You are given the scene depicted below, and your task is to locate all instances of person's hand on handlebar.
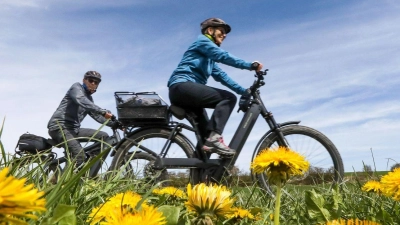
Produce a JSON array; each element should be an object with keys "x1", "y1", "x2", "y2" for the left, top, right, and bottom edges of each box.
[
  {"x1": 104, "y1": 111, "x2": 113, "y2": 119},
  {"x1": 251, "y1": 61, "x2": 263, "y2": 72}
]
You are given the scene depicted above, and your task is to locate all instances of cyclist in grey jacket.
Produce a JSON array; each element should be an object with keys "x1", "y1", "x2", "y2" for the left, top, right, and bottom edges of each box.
[
  {"x1": 48, "y1": 71, "x2": 115, "y2": 166},
  {"x1": 168, "y1": 18, "x2": 263, "y2": 157}
]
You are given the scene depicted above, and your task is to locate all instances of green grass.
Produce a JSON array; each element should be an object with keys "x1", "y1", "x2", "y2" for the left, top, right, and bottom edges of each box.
[
  {"x1": 1, "y1": 118, "x2": 399, "y2": 225},
  {"x1": 2, "y1": 152, "x2": 400, "y2": 224}
]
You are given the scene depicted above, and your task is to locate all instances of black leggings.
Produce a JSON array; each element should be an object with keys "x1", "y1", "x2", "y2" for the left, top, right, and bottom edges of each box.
[{"x1": 169, "y1": 82, "x2": 237, "y2": 138}]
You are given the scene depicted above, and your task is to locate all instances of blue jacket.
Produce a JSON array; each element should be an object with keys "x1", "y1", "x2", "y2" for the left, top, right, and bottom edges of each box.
[{"x1": 167, "y1": 35, "x2": 253, "y2": 95}]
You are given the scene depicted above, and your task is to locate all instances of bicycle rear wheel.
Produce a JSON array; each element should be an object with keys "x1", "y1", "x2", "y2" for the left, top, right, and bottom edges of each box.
[
  {"x1": 253, "y1": 125, "x2": 344, "y2": 192},
  {"x1": 109, "y1": 127, "x2": 194, "y2": 186}
]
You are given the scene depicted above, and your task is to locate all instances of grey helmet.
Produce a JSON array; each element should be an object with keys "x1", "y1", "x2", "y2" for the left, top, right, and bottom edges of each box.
[
  {"x1": 84, "y1": 71, "x2": 101, "y2": 82},
  {"x1": 200, "y1": 18, "x2": 231, "y2": 34}
]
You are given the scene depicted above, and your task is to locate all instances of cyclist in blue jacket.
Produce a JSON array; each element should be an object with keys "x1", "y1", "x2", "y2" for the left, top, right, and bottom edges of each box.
[{"x1": 168, "y1": 18, "x2": 263, "y2": 157}]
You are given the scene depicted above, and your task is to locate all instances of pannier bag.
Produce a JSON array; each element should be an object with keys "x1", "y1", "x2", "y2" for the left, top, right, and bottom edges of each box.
[{"x1": 16, "y1": 133, "x2": 52, "y2": 154}]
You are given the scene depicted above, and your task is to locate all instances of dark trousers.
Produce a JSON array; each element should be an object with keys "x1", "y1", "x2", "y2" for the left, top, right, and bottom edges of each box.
[
  {"x1": 169, "y1": 82, "x2": 237, "y2": 139},
  {"x1": 48, "y1": 128, "x2": 110, "y2": 166}
]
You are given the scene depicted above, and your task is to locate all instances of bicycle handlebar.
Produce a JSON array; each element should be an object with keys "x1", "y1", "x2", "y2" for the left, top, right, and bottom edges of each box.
[
  {"x1": 238, "y1": 69, "x2": 269, "y2": 112},
  {"x1": 249, "y1": 69, "x2": 268, "y2": 93},
  {"x1": 109, "y1": 115, "x2": 125, "y2": 131},
  {"x1": 256, "y1": 69, "x2": 268, "y2": 76}
]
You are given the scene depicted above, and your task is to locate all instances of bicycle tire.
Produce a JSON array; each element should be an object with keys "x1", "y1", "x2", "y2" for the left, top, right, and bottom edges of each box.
[
  {"x1": 253, "y1": 125, "x2": 344, "y2": 192},
  {"x1": 109, "y1": 127, "x2": 195, "y2": 186}
]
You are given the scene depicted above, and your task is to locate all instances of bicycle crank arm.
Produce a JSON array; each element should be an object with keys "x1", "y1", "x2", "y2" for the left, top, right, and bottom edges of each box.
[{"x1": 153, "y1": 158, "x2": 221, "y2": 170}]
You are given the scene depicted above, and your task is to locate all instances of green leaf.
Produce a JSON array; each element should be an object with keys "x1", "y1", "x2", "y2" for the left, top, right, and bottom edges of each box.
[
  {"x1": 158, "y1": 205, "x2": 181, "y2": 225},
  {"x1": 305, "y1": 189, "x2": 331, "y2": 223},
  {"x1": 376, "y1": 205, "x2": 393, "y2": 224},
  {"x1": 41, "y1": 204, "x2": 77, "y2": 225},
  {"x1": 328, "y1": 186, "x2": 343, "y2": 219}
]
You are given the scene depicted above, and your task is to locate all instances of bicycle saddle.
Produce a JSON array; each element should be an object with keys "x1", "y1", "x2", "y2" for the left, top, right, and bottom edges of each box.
[{"x1": 169, "y1": 105, "x2": 186, "y2": 120}]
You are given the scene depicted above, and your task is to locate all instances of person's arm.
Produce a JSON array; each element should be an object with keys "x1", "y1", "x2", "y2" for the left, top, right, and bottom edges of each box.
[
  {"x1": 211, "y1": 63, "x2": 247, "y2": 95},
  {"x1": 88, "y1": 111, "x2": 115, "y2": 127},
  {"x1": 68, "y1": 83, "x2": 107, "y2": 116},
  {"x1": 196, "y1": 36, "x2": 253, "y2": 70}
]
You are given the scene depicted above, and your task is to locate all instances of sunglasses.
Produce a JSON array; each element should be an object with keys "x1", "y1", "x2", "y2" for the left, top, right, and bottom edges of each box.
[
  {"x1": 86, "y1": 78, "x2": 100, "y2": 85},
  {"x1": 215, "y1": 27, "x2": 227, "y2": 35}
]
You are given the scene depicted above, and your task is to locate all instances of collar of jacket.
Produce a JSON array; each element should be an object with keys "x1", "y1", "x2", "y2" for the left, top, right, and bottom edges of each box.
[
  {"x1": 204, "y1": 34, "x2": 214, "y2": 42},
  {"x1": 81, "y1": 83, "x2": 93, "y2": 95}
]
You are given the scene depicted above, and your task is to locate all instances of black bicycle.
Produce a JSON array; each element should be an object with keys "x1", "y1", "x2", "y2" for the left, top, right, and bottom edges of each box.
[
  {"x1": 108, "y1": 70, "x2": 344, "y2": 191},
  {"x1": 13, "y1": 117, "x2": 152, "y2": 184}
]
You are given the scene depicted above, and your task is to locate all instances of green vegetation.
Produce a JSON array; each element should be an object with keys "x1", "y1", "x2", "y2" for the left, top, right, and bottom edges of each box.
[{"x1": 1, "y1": 119, "x2": 399, "y2": 224}]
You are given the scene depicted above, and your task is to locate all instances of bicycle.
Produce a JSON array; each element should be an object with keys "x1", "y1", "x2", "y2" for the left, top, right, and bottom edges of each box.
[
  {"x1": 13, "y1": 117, "x2": 152, "y2": 184},
  {"x1": 108, "y1": 69, "x2": 344, "y2": 192}
]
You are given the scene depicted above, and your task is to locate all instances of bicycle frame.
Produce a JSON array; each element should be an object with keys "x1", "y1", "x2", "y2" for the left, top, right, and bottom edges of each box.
[{"x1": 42, "y1": 128, "x2": 122, "y2": 178}]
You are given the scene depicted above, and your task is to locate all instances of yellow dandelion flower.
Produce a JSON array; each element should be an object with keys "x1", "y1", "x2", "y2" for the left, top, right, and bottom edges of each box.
[
  {"x1": 100, "y1": 205, "x2": 166, "y2": 225},
  {"x1": 185, "y1": 183, "x2": 234, "y2": 218},
  {"x1": 251, "y1": 146, "x2": 309, "y2": 185},
  {"x1": 326, "y1": 218, "x2": 381, "y2": 225},
  {"x1": 227, "y1": 207, "x2": 254, "y2": 220},
  {"x1": 380, "y1": 168, "x2": 400, "y2": 201},
  {"x1": 88, "y1": 191, "x2": 148, "y2": 224},
  {"x1": 152, "y1": 186, "x2": 186, "y2": 198},
  {"x1": 0, "y1": 167, "x2": 46, "y2": 224},
  {"x1": 362, "y1": 180, "x2": 383, "y2": 194}
]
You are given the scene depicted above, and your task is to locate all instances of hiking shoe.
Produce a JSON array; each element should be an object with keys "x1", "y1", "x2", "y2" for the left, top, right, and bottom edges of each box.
[{"x1": 202, "y1": 136, "x2": 236, "y2": 156}]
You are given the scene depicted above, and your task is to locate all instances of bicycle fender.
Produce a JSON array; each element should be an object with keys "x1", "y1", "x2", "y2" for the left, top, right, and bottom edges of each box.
[
  {"x1": 279, "y1": 121, "x2": 300, "y2": 127},
  {"x1": 251, "y1": 121, "x2": 301, "y2": 161}
]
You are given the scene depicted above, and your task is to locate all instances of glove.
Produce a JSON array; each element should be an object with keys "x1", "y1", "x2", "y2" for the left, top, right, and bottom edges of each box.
[
  {"x1": 243, "y1": 88, "x2": 251, "y2": 97},
  {"x1": 238, "y1": 89, "x2": 252, "y2": 112}
]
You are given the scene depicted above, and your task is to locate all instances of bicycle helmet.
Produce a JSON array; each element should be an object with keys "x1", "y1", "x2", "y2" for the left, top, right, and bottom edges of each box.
[
  {"x1": 200, "y1": 18, "x2": 231, "y2": 34},
  {"x1": 84, "y1": 71, "x2": 102, "y2": 82}
]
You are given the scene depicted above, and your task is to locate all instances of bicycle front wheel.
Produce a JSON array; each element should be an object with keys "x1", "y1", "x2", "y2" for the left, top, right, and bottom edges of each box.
[
  {"x1": 253, "y1": 125, "x2": 344, "y2": 192},
  {"x1": 109, "y1": 127, "x2": 195, "y2": 186}
]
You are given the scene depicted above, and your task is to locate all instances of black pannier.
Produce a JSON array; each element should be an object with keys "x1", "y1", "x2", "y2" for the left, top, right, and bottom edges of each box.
[
  {"x1": 16, "y1": 133, "x2": 52, "y2": 154},
  {"x1": 115, "y1": 92, "x2": 170, "y2": 127}
]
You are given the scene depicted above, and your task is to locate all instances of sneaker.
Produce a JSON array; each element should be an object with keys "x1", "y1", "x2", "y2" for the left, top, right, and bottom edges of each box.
[{"x1": 202, "y1": 136, "x2": 236, "y2": 156}]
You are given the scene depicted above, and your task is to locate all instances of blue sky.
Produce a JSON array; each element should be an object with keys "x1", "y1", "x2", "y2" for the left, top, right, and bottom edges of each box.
[{"x1": 1, "y1": 0, "x2": 399, "y2": 172}]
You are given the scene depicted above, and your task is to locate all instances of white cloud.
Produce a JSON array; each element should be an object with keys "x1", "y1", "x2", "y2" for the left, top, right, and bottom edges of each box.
[{"x1": 0, "y1": 0, "x2": 42, "y2": 8}]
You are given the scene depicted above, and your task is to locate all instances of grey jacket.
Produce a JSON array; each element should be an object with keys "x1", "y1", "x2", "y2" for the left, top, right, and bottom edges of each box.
[{"x1": 48, "y1": 82, "x2": 113, "y2": 133}]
